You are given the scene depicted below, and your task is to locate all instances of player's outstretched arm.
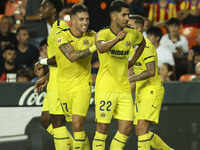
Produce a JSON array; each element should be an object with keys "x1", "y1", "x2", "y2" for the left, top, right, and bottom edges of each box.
[
  {"x1": 128, "y1": 37, "x2": 146, "y2": 68},
  {"x1": 59, "y1": 43, "x2": 96, "y2": 63},
  {"x1": 129, "y1": 61, "x2": 155, "y2": 83},
  {"x1": 34, "y1": 72, "x2": 49, "y2": 92},
  {"x1": 96, "y1": 29, "x2": 127, "y2": 53}
]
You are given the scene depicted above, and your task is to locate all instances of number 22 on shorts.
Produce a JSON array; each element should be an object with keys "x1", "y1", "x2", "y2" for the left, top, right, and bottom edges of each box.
[{"x1": 99, "y1": 100, "x2": 112, "y2": 111}]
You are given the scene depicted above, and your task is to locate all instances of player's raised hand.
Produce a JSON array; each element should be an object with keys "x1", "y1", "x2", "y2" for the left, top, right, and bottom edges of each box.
[
  {"x1": 116, "y1": 29, "x2": 127, "y2": 41},
  {"x1": 34, "y1": 74, "x2": 49, "y2": 92}
]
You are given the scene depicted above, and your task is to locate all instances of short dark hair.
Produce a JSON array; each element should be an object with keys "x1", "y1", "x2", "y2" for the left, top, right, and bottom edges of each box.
[
  {"x1": 147, "y1": 26, "x2": 162, "y2": 42},
  {"x1": 3, "y1": 43, "x2": 17, "y2": 53},
  {"x1": 16, "y1": 26, "x2": 28, "y2": 35},
  {"x1": 166, "y1": 18, "x2": 180, "y2": 26},
  {"x1": 40, "y1": 39, "x2": 47, "y2": 48},
  {"x1": 48, "y1": 0, "x2": 63, "y2": 14},
  {"x1": 70, "y1": 4, "x2": 88, "y2": 18},
  {"x1": 110, "y1": 0, "x2": 129, "y2": 14},
  {"x1": 17, "y1": 68, "x2": 30, "y2": 78},
  {"x1": 129, "y1": 14, "x2": 144, "y2": 26}
]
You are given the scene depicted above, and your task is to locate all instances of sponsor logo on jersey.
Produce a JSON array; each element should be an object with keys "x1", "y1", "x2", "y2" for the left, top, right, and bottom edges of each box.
[
  {"x1": 110, "y1": 49, "x2": 129, "y2": 55},
  {"x1": 57, "y1": 38, "x2": 63, "y2": 43},
  {"x1": 126, "y1": 41, "x2": 131, "y2": 47},
  {"x1": 100, "y1": 113, "x2": 105, "y2": 118},
  {"x1": 83, "y1": 39, "x2": 89, "y2": 46}
]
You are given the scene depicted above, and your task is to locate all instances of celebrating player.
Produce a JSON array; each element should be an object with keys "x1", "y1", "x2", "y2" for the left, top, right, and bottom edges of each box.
[
  {"x1": 35, "y1": 0, "x2": 72, "y2": 149},
  {"x1": 128, "y1": 14, "x2": 174, "y2": 150},
  {"x1": 54, "y1": 4, "x2": 97, "y2": 150},
  {"x1": 92, "y1": 1, "x2": 146, "y2": 150}
]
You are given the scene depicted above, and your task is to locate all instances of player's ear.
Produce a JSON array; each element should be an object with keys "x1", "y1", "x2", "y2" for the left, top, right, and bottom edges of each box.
[
  {"x1": 51, "y1": 8, "x2": 56, "y2": 14},
  {"x1": 110, "y1": 12, "x2": 116, "y2": 21}
]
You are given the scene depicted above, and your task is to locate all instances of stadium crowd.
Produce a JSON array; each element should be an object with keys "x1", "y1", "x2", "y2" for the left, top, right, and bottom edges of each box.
[
  {"x1": 0, "y1": 0, "x2": 200, "y2": 82},
  {"x1": 1, "y1": 0, "x2": 200, "y2": 150}
]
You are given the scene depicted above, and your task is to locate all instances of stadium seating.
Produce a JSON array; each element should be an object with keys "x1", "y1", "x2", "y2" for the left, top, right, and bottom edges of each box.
[
  {"x1": 0, "y1": 14, "x2": 4, "y2": 22},
  {"x1": 178, "y1": 27, "x2": 198, "y2": 50},
  {"x1": 179, "y1": 74, "x2": 197, "y2": 81},
  {"x1": 5, "y1": 1, "x2": 20, "y2": 16},
  {"x1": 63, "y1": 14, "x2": 72, "y2": 27},
  {"x1": 159, "y1": 27, "x2": 168, "y2": 35}
]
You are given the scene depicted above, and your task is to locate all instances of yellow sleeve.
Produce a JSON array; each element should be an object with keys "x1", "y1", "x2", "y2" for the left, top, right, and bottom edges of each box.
[
  {"x1": 143, "y1": 40, "x2": 156, "y2": 64},
  {"x1": 131, "y1": 29, "x2": 143, "y2": 45},
  {"x1": 179, "y1": 1, "x2": 186, "y2": 10},
  {"x1": 55, "y1": 30, "x2": 70, "y2": 48},
  {"x1": 96, "y1": 29, "x2": 108, "y2": 42}
]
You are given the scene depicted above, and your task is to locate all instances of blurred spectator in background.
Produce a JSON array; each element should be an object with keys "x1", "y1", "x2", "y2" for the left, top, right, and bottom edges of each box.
[
  {"x1": 15, "y1": 27, "x2": 39, "y2": 70},
  {"x1": 187, "y1": 27, "x2": 200, "y2": 73},
  {"x1": 160, "y1": 18, "x2": 189, "y2": 58},
  {"x1": 24, "y1": 0, "x2": 48, "y2": 49},
  {"x1": 147, "y1": 26, "x2": 175, "y2": 68},
  {"x1": 12, "y1": 0, "x2": 28, "y2": 33},
  {"x1": 0, "y1": 44, "x2": 24, "y2": 82},
  {"x1": 32, "y1": 63, "x2": 48, "y2": 82},
  {"x1": 16, "y1": 68, "x2": 30, "y2": 82},
  {"x1": 14, "y1": 0, "x2": 27, "y2": 16},
  {"x1": 59, "y1": 0, "x2": 84, "y2": 18},
  {"x1": 126, "y1": 0, "x2": 145, "y2": 15},
  {"x1": 0, "y1": 16, "x2": 18, "y2": 50},
  {"x1": 84, "y1": 0, "x2": 113, "y2": 32},
  {"x1": 191, "y1": 62, "x2": 200, "y2": 81},
  {"x1": 0, "y1": 0, "x2": 7, "y2": 14},
  {"x1": 177, "y1": 0, "x2": 200, "y2": 27},
  {"x1": 142, "y1": 14, "x2": 150, "y2": 37},
  {"x1": 38, "y1": 39, "x2": 48, "y2": 60},
  {"x1": 148, "y1": 0, "x2": 177, "y2": 27},
  {"x1": 159, "y1": 63, "x2": 173, "y2": 81}
]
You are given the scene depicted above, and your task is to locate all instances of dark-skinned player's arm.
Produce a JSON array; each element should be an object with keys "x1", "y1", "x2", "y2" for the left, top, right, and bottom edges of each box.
[
  {"x1": 129, "y1": 61, "x2": 155, "y2": 83},
  {"x1": 34, "y1": 72, "x2": 49, "y2": 92},
  {"x1": 95, "y1": 29, "x2": 127, "y2": 53},
  {"x1": 128, "y1": 37, "x2": 146, "y2": 68},
  {"x1": 59, "y1": 43, "x2": 96, "y2": 62}
]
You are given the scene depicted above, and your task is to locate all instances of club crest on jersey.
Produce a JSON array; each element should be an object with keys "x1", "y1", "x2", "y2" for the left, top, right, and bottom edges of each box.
[
  {"x1": 66, "y1": 114, "x2": 70, "y2": 118},
  {"x1": 100, "y1": 113, "x2": 105, "y2": 118},
  {"x1": 83, "y1": 39, "x2": 89, "y2": 46},
  {"x1": 126, "y1": 41, "x2": 131, "y2": 47},
  {"x1": 57, "y1": 38, "x2": 63, "y2": 43}
]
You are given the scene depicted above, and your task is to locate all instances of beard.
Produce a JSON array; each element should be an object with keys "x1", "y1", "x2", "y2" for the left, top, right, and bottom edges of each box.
[{"x1": 6, "y1": 59, "x2": 15, "y2": 65}]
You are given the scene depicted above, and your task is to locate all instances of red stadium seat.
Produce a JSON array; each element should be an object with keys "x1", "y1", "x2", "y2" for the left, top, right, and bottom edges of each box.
[
  {"x1": 0, "y1": 14, "x2": 4, "y2": 23},
  {"x1": 179, "y1": 74, "x2": 197, "y2": 81},
  {"x1": 63, "y1": 14, "x2": 72, "y2": 27},
  {"x1": 5, "y1": 1, "x2": 20, "y2": 16},
  {"x1": 159, "y1": 27, "x2": 167, "y2": 35},
  {"x1": 178, "y1": 27, "x2": 198, "y2": 50}
]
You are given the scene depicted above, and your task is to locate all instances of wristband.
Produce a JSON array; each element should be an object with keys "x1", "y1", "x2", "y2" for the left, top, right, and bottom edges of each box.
[
  {"x1": 40, "y1": 58, "x2": 48, "y2": 65},
  {"x1": 89, "y1": 44, "x2": 97, "y2": 53}
]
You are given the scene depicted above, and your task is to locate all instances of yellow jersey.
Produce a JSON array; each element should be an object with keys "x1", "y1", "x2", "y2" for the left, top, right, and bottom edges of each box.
[
  {"x1": 55, "y1": 29, "x2": 95, "y2": 93},
  {"x1": 129, "y1": 37, "x2": 163, "y2": 103},
  {"x1": 47, "y1": 19, "x2": 69, "y2": 91},
  {"x1": 96, "y1": 26, "x2": 143, "y2": 93}
]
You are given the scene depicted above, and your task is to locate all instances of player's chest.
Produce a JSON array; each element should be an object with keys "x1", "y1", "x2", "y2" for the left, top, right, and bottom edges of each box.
[{"x1": 69, "y1": 36, "x2": 93, "y2": 50}]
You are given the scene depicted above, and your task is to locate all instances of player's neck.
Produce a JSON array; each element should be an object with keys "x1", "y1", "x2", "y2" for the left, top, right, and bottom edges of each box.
[
  {"x1": 47, "y1": 14, "x2": 60, "y2": 26},
  {"x1": 110, "y1": 24, "x2": 124, "y2": 35},
  {"x1": 159, "y1": 0, "x2": 167, "y2": 7},
  {"x1": 4, "y1": 62, "x2": 15, "y2": 70},
  {"x1": 154, "y1": 42, "x2": 159, "y2": 49},
  {"x1": 70, "y1": 27, "x2": 83, "y2": 37},
  {"x1": 191, "y1": 0, "x2": 198, "y2": 5},
  {"x1": 169, "y1": 33, "x2": 178, "y2": 42}
]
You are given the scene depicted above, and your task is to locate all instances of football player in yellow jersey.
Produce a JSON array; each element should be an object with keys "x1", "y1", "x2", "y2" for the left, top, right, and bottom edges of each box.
[
  {"x1": 54, "y1": 4, "x2": 97, "y2": 150},
  {"x1": 35, "y1": 0, "x2": 73, "y2": 150},
  {"x1": 92, "y1": 1, "x2": 146, "y2": 150},
  {"x1": 128, "y1": 15, "x2": 174, "y2": 150}
]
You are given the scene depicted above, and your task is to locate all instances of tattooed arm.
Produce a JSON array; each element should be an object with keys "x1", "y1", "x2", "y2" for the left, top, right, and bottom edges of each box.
[
  {"x1": 59, "y1": 43, "x2": 92, "y2": 63},
  {"x1": 129, "y1": 61, "x2": 155, "y2": 83}
]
